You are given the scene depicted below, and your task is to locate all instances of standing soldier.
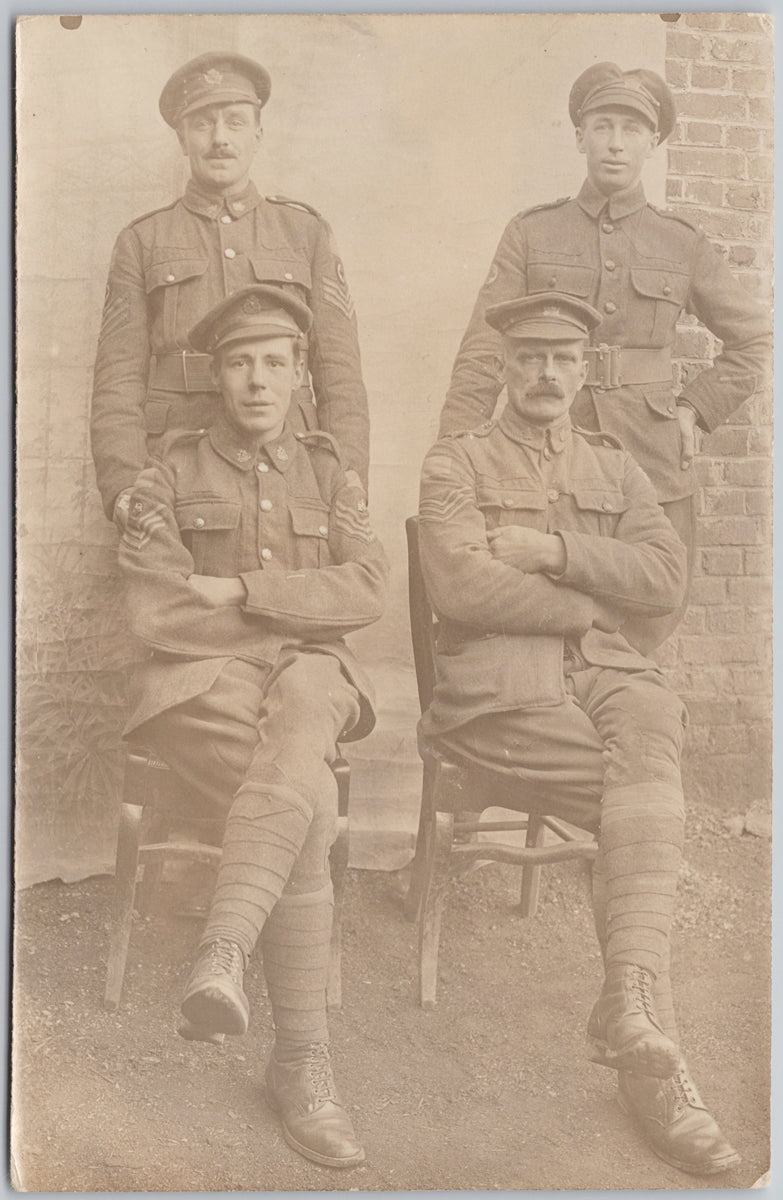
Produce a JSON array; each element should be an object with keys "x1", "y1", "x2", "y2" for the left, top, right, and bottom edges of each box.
[
  {"x1": 92, "y1": 51, "x2": 369, "y2": 529},
  {"x1": 440, "y1": 62, "x2": 771, "y2": 651}
]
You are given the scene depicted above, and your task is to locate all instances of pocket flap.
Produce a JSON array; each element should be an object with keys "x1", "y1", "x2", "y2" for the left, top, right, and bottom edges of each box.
[
  {"x1": 250, "y1": 256, "x2": 312, "y2": 290},
  {"x1": 630, "y1": 266, "x2": 689, "y2": 305},
  {"x1": 289, "y1": 503, "x2": 330, "y2": 537},
  {"x1": 142, "y1": 398, "x2": 171, "y2": 435},
  {"x1": 640, "y1": 381, "x2": 678, "y2": 418},
  {"x1": 528, "y1": 262, "x2": 596, "y2": 297},
  {"x1": 476, "y1": 480, "x2": 547, "y2": 511},
  {"x1": 145, "y1": 258, "x2": 209, "y2": 293},
  {"x1": 175, "y1": 499, "x2": 241, "y2": 532},
  {"x1": 571, "y1": 488, "x2": 629, "y2": 515}
]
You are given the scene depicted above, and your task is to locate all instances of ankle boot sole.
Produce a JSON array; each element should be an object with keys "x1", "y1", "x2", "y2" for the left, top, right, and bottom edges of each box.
[
  {"x1": 266, "y1": 1088, "x2": 365, "y2": 1168},
  {"x1": 181, "y1": 983, "x2": 249, "y2": 1036},
  {"x1": 616, "y1": 1088, "x2": 741, "y2": 1175},
  {"x1": 587, "y1": 1033, "x2": 682, "y2": 1078}
]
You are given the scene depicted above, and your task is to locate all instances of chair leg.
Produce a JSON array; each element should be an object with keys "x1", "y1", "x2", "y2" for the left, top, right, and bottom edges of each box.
[
  {"x1": 404, "y1": 763, "x2": 434, "y2": 923},
  {"x1": 104, "y1": 801, "x2": 145, "y2": 1011},
  {"x1": 519, "y1": 813, "x2": 546, "y2": 917},
  {"x1": 327, "y1": 757, "x2": 350, "y2": 1013},
  {"x1": 418, "y1": 809, "x2": 455, "y2": 1010},
  {"x1": 134, "y1": 812, "x2": 170, "y2": 917}
]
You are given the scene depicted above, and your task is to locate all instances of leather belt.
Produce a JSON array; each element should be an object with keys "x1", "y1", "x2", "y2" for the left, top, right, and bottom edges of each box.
[
  {"x1": 584, "y1": 345, "x2": 672, "y2": 390},
  {"x1": 149, "y1": 352, "x2": 215, "y2": 394}
]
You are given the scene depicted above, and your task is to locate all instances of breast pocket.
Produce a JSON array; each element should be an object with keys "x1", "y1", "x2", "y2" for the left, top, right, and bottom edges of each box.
[
  {"x1": 145, "y1": 254, "x2": 210, "y2": 347},
  {"x1": 570, "y1": 487, "x2": 630, "y2": 536},
  {"x1": 250, "y1": 255, "x2": 312, "y2": 298},
  {"x1": 475, "y1": 478, "x2": 547, "y2": 531},
  {"x1": 527, "y1": 261, "x2": 597, "y2": 298},
  {"x1": 174, "y1": 498, "x2": 241, "y2": 575},
  {"x1": 288, "y1": 500, "x2": 330, "y2": 567},
  {"x1": 630, "y1": 267, "x2": 689, "y2": 346}
]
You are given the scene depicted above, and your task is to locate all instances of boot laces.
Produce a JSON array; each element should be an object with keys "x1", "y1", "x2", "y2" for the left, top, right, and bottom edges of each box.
[
  {"x1": 671, "y1": 1069, "x2": 699, "y2": 1108},
  {"x1": 205, "y1": 938, "x2": 244, "y2": 983},
  {"x1": 306, "y1": 1043, "x2": 338, "y2": 1103},
  {"x1": 629, "y1": 967, "x2": 655, "y2": 1016}
]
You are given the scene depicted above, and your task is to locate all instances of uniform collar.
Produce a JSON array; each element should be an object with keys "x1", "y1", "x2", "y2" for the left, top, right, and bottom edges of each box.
[
  {"x1": 183, "y1": 178, "x2": 261, "y2": 219},
  {"x1": 498, "y1": 407, "x2": 572, "y2": 453},
  {"x1": 577, "y1": 177, "x2": 646, "y2": 221},
  {"x1": 208, "y1": 416, "x2": 298, "y2": 472}
]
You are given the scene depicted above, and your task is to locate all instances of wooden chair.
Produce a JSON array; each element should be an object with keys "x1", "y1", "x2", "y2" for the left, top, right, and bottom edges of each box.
[
  {"x1": 104, "y1": 746, "x2": 351, "y2": 1013},
  {"x1": 405, "y1": 516, "x2": 599, "y2": 1009}
]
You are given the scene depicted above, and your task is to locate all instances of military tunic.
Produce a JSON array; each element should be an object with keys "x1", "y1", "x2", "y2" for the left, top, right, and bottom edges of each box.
[
  {"x1": 119, "y1": 419, "x2": 388, "y2": 740},
  {"x1": 440, "y1": 179, "x2": 771, "y2": 504},
  {"x1": 418, "y1": 408, "x2": 686, "y2": 736},
  {"x1": 92, "y1": 180, "x2": 370, "y2": 515}
]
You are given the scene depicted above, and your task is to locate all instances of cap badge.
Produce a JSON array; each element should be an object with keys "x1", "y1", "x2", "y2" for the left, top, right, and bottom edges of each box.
[
  {"x1": 236, "y1": 448, "x2": 251, "y2": 462},
  {"x1": 242, "y1": 297, "x2": 262, "y2": 315},
  {"x1": 203, "y1": 68, "x2": 223, "y2": 87}
]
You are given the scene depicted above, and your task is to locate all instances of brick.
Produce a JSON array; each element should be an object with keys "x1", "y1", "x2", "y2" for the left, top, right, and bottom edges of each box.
[
  {"x1": 666, "y1": 177, "x2": 684, "y2": 201},
  {"x1": 679, "y1": 606, "x2": 706, "y2": 634},
  {"x1": 668, "y1": 31, "x2": 706, "y2": 59},
  {"x1": 731, "y1": 666, "x2": 768, "y2": 693},
  {"x1": 701, "y1": 489, "x2": 745, "y2": 516},
  {"x1": 674, "y1": 325, "x2": 714, "y2": 357},
  {"x1": 671, "y1": 146, "x2": 746, "y2": 179},
  {"x1": 685, "y1": 697, "x2": 739, "y2": 725},
  {"x1": 682, "y1": 13, "x2": 726, "y2": 30},
  {"x1": 731, "y1": 66, "x2": 772, "y2": 93},
  {"x1": 745, "y1": 607, "x2": 773, "y2": 636},
  {"x1": 701, "y1": 548, "x2": 743, "y2": 575},
  {"x1": 707, "y1": 725, "x2": 750, "y2": 755},
  {"x1": 747, "y1": 153, "x2": 774, "y2": 182},
  {"x1": 724, "y1": 13, "x2": 773, "y2": 35},
  {"x1": 706, "y1": 606, "x2": 746, "y2": 634},
  {"x1": 689, "y1": 576, "x2": 727, "y2": 605},
  {"x1": 694, "y1": 457, "x2": 727, "y2": 487},
  {"x1": 696, "y1": 210, "x2": 749, "y2": 239},
  {"x1": 676, "y1": 91, "x2": 747, "y2": 121},
  {"x1": 744, "y1": 548, "x2": 772, "y2": 577},
  {"x1": 710, "y1": 36, "x2": 774, "y2": 67},
  {"x1": 728, "y1": 243, "x2": 756, "y2": 268},
  {"x1": 724, "y1": 459, "x2": 772, "y2": 487},
  {"x1": 744, "y1": 489, "x2": 771, "y2": 516},
  {"x1": 702, "y1": 426, "x2": 750, "y2": 456},
  {"x1": 748, "y1": 96, "x2": 774, "y2": 124},
  {"x1": 727, "y1": 576, "x2": 772, "y2": 605},
  {"x1": 683, "y1": 178, "x2": 724, "y2": 206},
  {"x1": 747, "y1": 426, "x2": 773, "y2": 455},
  {"x1": 683, "y1": 120, "x2": 723, "y2": 146},
  {"x1": 737, "y1": 696, "x2": 772, "y2": 722},
  {"x1": 726, "y1": 183, "x2": 765, "y2": 209},
  {"x1": 698, "y1": 516, "x2": 761, "y2": 545},
  {"x1": 690, "y1": 62, "x2": 730, "y2": 88},
  {"x1": 666, "y1": 59, "x2": 690, "y2": 88},
  {"x1": 724, "y1": 124, "x2": 761, "y2": 151}
]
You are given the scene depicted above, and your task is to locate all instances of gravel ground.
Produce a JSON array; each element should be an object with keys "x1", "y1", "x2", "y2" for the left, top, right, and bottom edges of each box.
[{"x1": 11, "y1": 801, "x2": 770, "y2": 1192}]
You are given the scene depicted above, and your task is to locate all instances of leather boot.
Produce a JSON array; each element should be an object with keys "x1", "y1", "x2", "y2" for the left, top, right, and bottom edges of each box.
[
  {"x1": 266, "y1": 1043, "x2": 365, "y2": 1168},
  {"x1": 587, "y1": 964, "x2": 682, "y2": 1077},
  {"x1": 618, "y1": 1068, "x2": 741, "y2": 1175},
  {"x1": 180, "y1": 938, "x2": 249, "y2": 1036}
]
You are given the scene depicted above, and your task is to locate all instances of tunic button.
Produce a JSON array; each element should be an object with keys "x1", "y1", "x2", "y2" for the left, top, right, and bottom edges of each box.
[
  {"x1": 224, "y1": 248, "x2": 236, "y2": 259},
  {"x1": 502, "y1": 498, "x2": 515, "y2": 509},
  {"x1": 256, "y1": 462, "x2": 269, "y2": 473},
  {"x1": 548, "y1": 489, "x2": 559, "y2": 502},
  {"x1": 261, "y1": 548, "x2": 272, "y2": 561},
  {"x1": 260, "y1": 499, "x2": 272, "y2": 512},
  {"x1": 165, "y1": 273, "x2": 175, "y2": 282},
  {"x1": 284, "y1": 272, "x2": 294, "y2": 281},
  {"x1": 604, "y1": 259, "x2": 616, "y2": 271},
  {"x1": 667, "y1": 404, "x2": 675, "y2": 414},
  {"x1": 604, "y1": 301, "x2": 617, "y2": 314},
  {"x1": 318, "y1": 525, "x2": 328, "y2": 536},
  {"x1": 193, "y1": 517, "x2": 205, "y2": 528},
  {"x1": 543, "y1": 448, "x2": 552, "y2": 461},
  {"x1": 602, "y1": 222, "x2": 614, "y2": 234},
  {"x1": 220, "y1": 214, "x2": 232, "y2": 225},
  {"x1": 663, "y1": 284, "x2": 672, "y2": 296},
  {"x1": 601, "y1": 499, "x2": 613, "y2": 511},
  {"x1": 548, "y1": 276, "x2": 557, "y2": 287}
]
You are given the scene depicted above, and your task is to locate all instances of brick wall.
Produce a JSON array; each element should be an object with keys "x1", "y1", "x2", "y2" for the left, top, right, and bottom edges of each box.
[{"x1": 663, "y1": 13, "x2": 773, "y2": 807}]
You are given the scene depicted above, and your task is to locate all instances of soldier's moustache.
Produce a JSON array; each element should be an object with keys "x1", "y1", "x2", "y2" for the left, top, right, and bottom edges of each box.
[{"x1": 531, "y1": 383, "x2": 566, "y2": 399}]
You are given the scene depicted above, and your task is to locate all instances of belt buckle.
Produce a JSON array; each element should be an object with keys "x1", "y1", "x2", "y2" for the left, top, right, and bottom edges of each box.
[{"x1": 589, "y1": 343, "x2": 621, "y2": 389}]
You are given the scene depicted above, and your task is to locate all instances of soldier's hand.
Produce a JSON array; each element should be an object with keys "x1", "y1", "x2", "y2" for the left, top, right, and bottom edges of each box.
[
  {"x1": 677, "y1": 403, "x2": 700, "y2": 470},
  {"x1": 487, "y1": 526, "x2": 565, "y2": 574},
  {"x1": 187, "y1": 574, "x2": 247, "y2": 606}
]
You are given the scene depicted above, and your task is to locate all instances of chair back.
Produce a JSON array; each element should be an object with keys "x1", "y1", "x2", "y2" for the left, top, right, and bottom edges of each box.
[{"x1": 405, "y1": 516, "x2": 438, "y2": 716}]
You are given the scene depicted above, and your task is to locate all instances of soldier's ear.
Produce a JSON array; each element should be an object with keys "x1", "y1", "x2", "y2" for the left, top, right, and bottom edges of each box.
[
  {"x1": 646, "y1": 130, "x2": 660, "y2": 157},
  {"x1": 575, "y1": 125, "x2": 586, "y2": 155},
  {"x1": 175, "y1": 126, "x2": 188, "y2": 155}
]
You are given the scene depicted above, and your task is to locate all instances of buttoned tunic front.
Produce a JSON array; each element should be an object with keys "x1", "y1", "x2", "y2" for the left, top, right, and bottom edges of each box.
[
  {"x1": 418, "y1": 408, "x2": 686, "y2": 736},
  {"x1": 92, "y1": 180, "x2": 369, "y2": 515},
  {"x1": 119, "y1": 419, "x2": 388, "y2": 738},
  {"x1": 440, "y1": 180, "x2": 770, "y2": 504}
]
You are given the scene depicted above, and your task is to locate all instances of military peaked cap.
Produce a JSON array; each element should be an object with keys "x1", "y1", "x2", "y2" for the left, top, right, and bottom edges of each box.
[
  {"x1": 485, "y1": 292, "x2": 602, "y2": 340},
  {"x1": 189, "y1": 286, "x2": 313, "y2": 355},
  {"x1": 159, "y1": 52, "x2": 271, "y2": 128},
  {"x1": 569, "y1": 62, "x2": 676, "y2": 142}
]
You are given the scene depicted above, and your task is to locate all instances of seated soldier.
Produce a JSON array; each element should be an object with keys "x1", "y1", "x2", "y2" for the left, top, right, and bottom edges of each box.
[
  {"x1": 118, "y1": 285, "x2": 388, "y2": 1169},
  {"x1": 417, "y1": 291, "x2": 739, "y2": 1177}
]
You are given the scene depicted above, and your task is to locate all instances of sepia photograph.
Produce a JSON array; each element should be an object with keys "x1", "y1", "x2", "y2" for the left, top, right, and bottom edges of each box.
[{"x1": 13, "y1": 11, "x2": 772, "y2": 1191}]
